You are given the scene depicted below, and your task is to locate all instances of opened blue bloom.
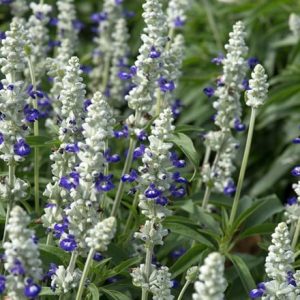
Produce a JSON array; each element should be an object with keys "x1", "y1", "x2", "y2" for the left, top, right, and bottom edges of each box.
[{"x1": 14, "y1": 139, "x2": 31, "y2": 157}]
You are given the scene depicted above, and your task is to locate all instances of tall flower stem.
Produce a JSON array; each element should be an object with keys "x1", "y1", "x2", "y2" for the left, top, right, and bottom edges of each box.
[
  {"x1": 75, "y1": 248, "x2": 95, "y2": 300},
  {"x1": 229, "y1": 108, "x2": 256, "y2": 225},
  {"x1": 177, "y1": 280, "x2": 190, "y2": 300},
  {"x1": 2, "y1": 163, "x2": 15, "y2": 245},
  {"x1": 27, "y1": 56, "x2": 40, "y2": 214},
  {"x1": 195, "y1": 146, "x2": 211, "y2": 193},
  {"x1": 292, "y1": 218, "x2": 300, "y2": 250},
  {"x1": 123, "y1": 192, "x2": 140, "y2": 238},
  {"x1": 141, "y1": 243, "x2": 154, "y2": 300}
]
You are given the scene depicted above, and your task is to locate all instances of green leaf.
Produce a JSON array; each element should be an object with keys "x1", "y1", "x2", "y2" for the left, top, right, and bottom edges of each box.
[
  {"x1": 100, "y1": 288, "x2": 131, "y2": 300},
  {"x1": 88, "y1": 283, "x2": 100, "y2": 300},
  {"x1": 238, "y1": 223, "x2": 276, "y2": 240},
  {"x1": 39, "y1": 244, "x2": 70, "y2": 265},
  {"x1": 112, "y1": 256, "x2": 141, "y2": 275},
  {"x1": 26, "y1": 136, "x2": 59, "y2": 148},
  {"x1": 168, "y1": 132, "x2": 200, "y2": 181},
  {"x1": 170, "y1": 244, "x2": 206, "y2": 278},
  {"x1": 163, "y1": 220, "x2": 213, "y2": 247},
  {"x1": 175, "y1": 124, "x2": 203, "y2": 133},
  {"x1": 227, "y1": 254, "x2": 256, "y2": 293}
]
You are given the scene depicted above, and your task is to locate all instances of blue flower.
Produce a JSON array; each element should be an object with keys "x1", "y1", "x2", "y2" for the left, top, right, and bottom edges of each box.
[
  {"x1": 174, "y1": 16, "x2": 185, "y2": 28},
  {"x1": 90, "y1": 12, "x2": 108, "y2": 23},
  {"x1": 249, "y1": 288, "x2": 264, "y2": 298},
  {"x1": 114, "y1": 125, "x2": 129, "y2": 139},
  {"x1": 287, "y1": 196, "x2": 297, "y2": 206},
  {"x1": 24, "y1": 280, "x2": 41, "y2": 298},
  {"x1": 149, "y1": 46, "x2": 161, "y2": 59},
  {"x1": 121, "y1": 169, "x2": 138, "y2": 183},
  {"x1": 0, "y1": 31, "x2": 6, "y2": 40},
  {"x1": 59, "y1": 172, "x2": 80, "y2": 191},
  {"x1": 248, "y1": 57, "x2": 259, "y2": 70},
  {"x1": 0, "y1": 132, "x2": 4, "y2": 145},
  {"x1": 84, "y1": 99, "x2": 92, "y2": 112},
  {"x1": 171, "y1": 99, "x2": 183, "y2": 119},
  {"x1": 95, "y1": 174, "x2": 114, "y2": 192},
  {"x1": 242, "y1": 78, "x2": 250, "y2": 91},
  {"x1": 10, "y1": 259, "x2": 25, "y2": 275},
  {"x1": 291, "y1": 166, "x2": 300, "y2": 176},
  {"x1": 211, "y1": 54, "x2": 224, "y2": 65},
  {"x1": 158, "y1": 77, "x2": 175, "y2": 92},
  {"x1": 172, "y1": 172, "x2": 188, "y2": 184},
  {"x1": 224, "y1": 181, "x2": 236, "y2": 197},
  {"x1": 170, "y1": 185, "x2": 186, "y2": 198},
  {"x1": 203, "y1": 87, "x2": 215, "y2": 97},
  {"x1": 93, "y1": 252, "x2": 104, "y2": 262},
  {"x1": 24, "y1": 105, "x2": 40, "y2": 123},
  {"x1": 0, "y1": 275, "x2": 5, "y2": 294},
  {"x1": 136, "y1": 130, "x2": 148, "y2": 142},
  {"x1": 80, "y1": 65, "x2": 92, "y2": 74},
  {"x1": 155, "y1": 196, "x2": 168, "y2": 206},
  {"x1": 171, "y1": 279, "x2": 180, "y2": 288},
  {"x1": 145, "y1": 184, "x2": 161, "y2": 199},
  {"x1": 49, "y1": 17, "x2": 58, "y2": 26},
  {"x1": 14, "y1": 139, "x2": 31, "y2": 157},
  {"x1": 59, "y1": 237, "x2": 77, "y2": 252},
  {"x1": 133, "y1": 144, "x2": 145, "y2": 159},
  {"x1": 65, "y1": 143, "x2": 79, "y2": 153},
  {"x1": 234, "y1": 119, "x2": 246, "y2": 132},
  {"x1": 170, "y1": 152, "x2": 186, "y2": 168},
  {"x1": 72, "y1": 20, "x2": 84, "y2": 31},
  {"x1": 118, "y1": 71, "x2": 132, "y2": 80},
  {"x1": 104, "y1": 150, "x2": 121, "y2": 163},
  {"x1": 170, "y1": 247, "x2": 186, "y2": 259},
  {"x1": 292, "y1": 137, "x2": 300, "y2": 144}
]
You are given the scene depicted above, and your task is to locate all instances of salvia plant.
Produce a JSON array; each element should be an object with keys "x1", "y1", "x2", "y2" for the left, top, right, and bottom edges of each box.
[{"x1": 0, "y1": 0, "x2": 299, "y2": 300}]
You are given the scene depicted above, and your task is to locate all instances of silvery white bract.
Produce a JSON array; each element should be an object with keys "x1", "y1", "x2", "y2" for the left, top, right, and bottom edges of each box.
[
  {"x1": 85, "y1": 217, "x2": 116, "y2": 251},
  {"x1": 213, "y1": 21, "x2": 248, "y2": 130},
  {"x1": 246, "y1": 64, "x2": 269, "y2": 108},
  {"x1": 193, "y1": 252, "x2": 227, "y2": 300},
  {"x1": 0, "y1": 177, "x2": 29, "y2": 203},
  {"x1": 27, "y1": 2, "x2": 52, "y2": 78},
  {"x1": 109, "y1": 18, "x2": 130, "y2": 105},
  {"x1": 289, "y1": 13, "x2": 300, "y2": 39},
  {"x1": 186, "y1": 266, "x2": 200, "y2": 283},
  {"x1": 51, "y1": 265, "x2": 82, "y2": 294},
  {"x1": 3, "y1": 206, "x2": 42, "y2": 300},
  {"x1": 126, "y1": 0, "x2": 168, "y2": 112},
  {"x1": 265, "y1": 222, "x2": 294, "y2": 282},
  {"x1": 166, "y1": 0, "x2": 189, "y2": 29},
  {"x1": 10, "y1": 0, "x2": 28, "y2": 17}
]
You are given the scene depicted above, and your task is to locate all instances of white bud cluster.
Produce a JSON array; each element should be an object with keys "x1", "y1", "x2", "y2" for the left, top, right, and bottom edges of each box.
[
  {"x1": 0, "y1": 19, "x2": 27, "y2": 77},
  {"x1": 193, "y1": 252, "x2": 227, "y2": 300},
  {"x1": 4, "y1": 206, "x2": 42, "y2": 300},
  {"x1": 27, "y1": 2, "x2": 52, "y2": 78},
  {"x1": 85, "y1": 217, "x2": 116, "y2": 251},
  {"x1": 51, "y1": 265, "x2": 82, "y2": 294},
  {"x1": 109, "y1": 18, "x2": 130, "y2": 104},
  {"x1": 246, "y1": 64, "x2": 269, "y2": 108},
  {"x1": 265, "y1": 222, "x2": 294, "y2": 282},
  {"x1": 166, "y1": 0, "x2": 189, "y2": 29},
  {"x1": 125, "y1": 0, "x2": 168, "y2": 112},
  {"x1": 11, "y1": 0, "x2": 28, "y2": 17},
  {"x1": 213, "y1": 21, "x2": 248, "y2": 130},
  {"x1": 186, "y1": 266, "x2": 200, "y2": 283}
]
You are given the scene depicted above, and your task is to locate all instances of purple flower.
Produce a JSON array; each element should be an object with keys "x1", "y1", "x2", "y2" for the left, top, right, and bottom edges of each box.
[
  {"x1": 10, "y1": 259, "x2": 25, "y2": 275},
  {"x1": 203, "y1": 87, "x2": 215, "y2": 97},
  {"x1": 115, "y1": 0, "x2": 123, "y2": 4},
  {"x1": 171, "y1": 279, "x2": 180, "y2": 288},
  {"x1": 35, "y1": 11, "x2": 45, "y2": 20},
  {"x1": 287, "y1": 271, "x2": 297, "y2": 287},
  {"x1": 170, "y1": 247, "x2": 186, "y2": 259},
  {"x1": 80, "y1": 65, "x2": 92, "y2": 74},
  {"x1": 49, "y1": 18, "x2": 58, "y2": 26},
  {"x1": 155, "y1": 196, "x2": 168, "y2": 206},
  {"x1": 95, "y1": 173, "x2": 114, "y2": 192},
  {"x1": 121, "y1": 169, "x2": 138, "y2": 183},
  {"x1": 223, "y1": 181, "x2": 236, "y2": 197},
  {"x1": 170, "y1": 185, "x2": 186, "y2": 198},
  {"x1": 0, "y1": 31, "x2": 6, "y2": 40},
  {"x1": 149, "y1": 46, "x2": 161, "y2": 59},
  {"x1": 133, "y1": 144, "x2": 145, "y2": 159},
  {"x1": 90, "y1": 12, "x2": 108, "y2": 23},
  {"x1": 104, "y1": 149, "x2": 121, "y2": 163},
  {"x1": 287, "y1": 196, "x2": 297, "y2": 206},
  {"x1": 171, "y1": 99, "x2": 183, "y2": 119},
  {"x1": 248, "y1": 57, "x2": 259, "y2": 69},
  {"x1": 59, "y1": 172, "x2": 80, "y2": 191},
  {"x1": 14, "y1": 139, "x2": 31, "y2": 157},
  {"x1": 211, "y1": 54, "x2": 224, "y2": 65},
  {"x1": 158, "y1": 77, "x2": 175, "y2": 92},
  {"x1": 84, "y1": 99, "x2": 92, "y2": 112},
  {"x1": 123, "y1": 10, "x2": 135, "y2": 18},
  {"x1": 145, "y1": 184, "x2": 161, "y2": 199},
  {"x1": 130, "y1": 65, "x2": 137, "y2": 75},
  {"x1": 234, "y1": 119, "x2": 246, "y2": 132},
  {"x1": 0, "y1": 0, "x2": 13, "y2": 4},
  {"x1": 0, "y1": 132, "x2": 4, "y2": 145},
  {"x1": 48, "y1": 40, "x2": 61, "y2": 48},
  {"x1": 24, "y1": 281, "x2": 41, "y2": 298},
  {"x1": 73, "y1": 20, "x2": 84, "y2": 31},
  {"x1": 118, "y1": 71, "x2": 132, "y2": 80},
  {"x1": 24, "y1": 105, "x2": 40, "y2": 123},
  {"x1": 170, "y1": 152, "x2": 186, "y2": 168},
  {"x1": 60, "y1": 237, "x2": 77, "y2": 252},
  {"x1": 7, "y1": 84, "x2": 14, "y2": 91},
  {"x1": 174, "y1": 16, "x2": 185, "y2": 28},
  {"x1": 136, "y1": 130, "x2": 147, "y2": 141},
  {"x1": 293, "y1": 137, "x2": 300, "y2": 144},
  {"x1": 93, "y1": 252, "x2": 104, "y2": 262},
  {"x1": 53, "y1": 222, "x2": 68, "y2": 238},
  {"x1": 242, "y1": 79, "x2": 250, "y2": 91},
  {"x1": 0, "y1": 275, "x2": 5, "y2": 294},
  {"x1": 114, "y1": 125, "x2": 129, "y2": 138},
  {"x1": 172, "y1": 172, "x2": 188, "y2": 184},
  {"x1": 291, "y1": 166, "x2": 300, "y2": 176},
  {"x1": 249, "y1": 288, "x2": 264, "y2": 298},
  {"x1": 65, "y1": 143, "x2": 79, "y2": 153}
]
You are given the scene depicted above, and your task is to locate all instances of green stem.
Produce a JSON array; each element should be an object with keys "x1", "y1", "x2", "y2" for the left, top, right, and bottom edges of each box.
[
  {"x1": 46, "y1": 232, "x2": 53, "y2": 245},
  {"x1": 141, "y1": 244, "x2": 154, "y2": 300},
  {"x1": 2, "y1": 163, "x2": 15, "y2": 245},
  {"x1": 75, "y1": 248, "x2": 96, "y2": 300},
  {"x1": 201, "y1": 185, "x2": 212, "y2": 209},
  {"x1": 67, "y1": 251, "x2": 78, "y2": 273},
  {"x1": 27, "y1": 56, "x2": 40, "y2": 214},
  {"x1": 229, "y1": 108, "x2": 257, "y2": 225},
  {"x1": 123, "y1": 192, "x2": 139, "y2": 235},
  {"x1": 111, "y1": 137, "x2": 137, "y2": 217},
  {"x1": 292, "y1": 218, "x2": 300, "y2": 250},
  {"x1": 202, "y1": 0, "x2": 222, "y2": 50},
  {"x1": 177, "y1": 280, "x2": 191, "y2": 300},
  {"x1": 196, "y1": 146, "x2": 211, "y2": 193}
]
